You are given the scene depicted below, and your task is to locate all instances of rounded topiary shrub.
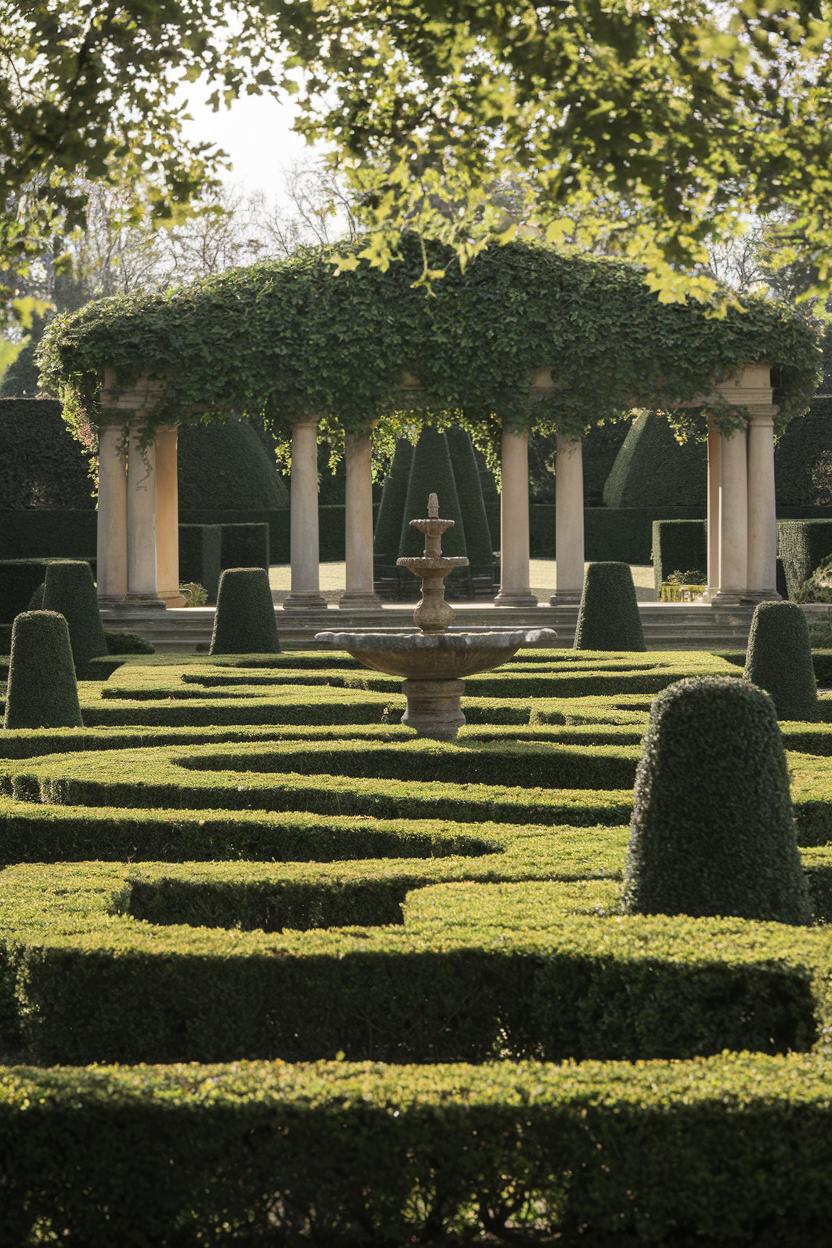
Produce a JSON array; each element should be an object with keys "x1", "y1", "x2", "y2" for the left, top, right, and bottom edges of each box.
[
  {"x1": 210, "y1": 568, "x2": 280, "y2": 655},
  {"x1": 622, "y1": 676, "x2": 810, "y2": 923},
  {"x1": 574, "y1": 562, "x2": 645, "y2": 651},
  {"x1": 42, "y1": 560, "x2": 107, "y2": 675},
  {"x1": 4, "y1": 611, "x2": 82, "y2": 729},
  {"x1": 744, "y1": 601, "x2": 819, "y2": 722}
]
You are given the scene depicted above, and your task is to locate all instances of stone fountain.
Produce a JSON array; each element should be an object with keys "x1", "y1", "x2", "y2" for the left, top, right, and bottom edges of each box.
[{"x1": 315, "y1": 494, "x2": 556, "y2": 740}]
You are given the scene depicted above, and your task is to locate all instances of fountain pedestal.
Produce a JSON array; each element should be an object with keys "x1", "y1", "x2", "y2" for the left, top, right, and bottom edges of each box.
[
  {"x1": 402, "y1": 678, "x2": 466, "y2": 741},
  {"x1": 316, "y1": 493, "x2": 557, "y2": 740}
]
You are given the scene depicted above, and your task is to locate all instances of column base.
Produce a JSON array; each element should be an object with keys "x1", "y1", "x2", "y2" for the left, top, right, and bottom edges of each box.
[
  {"x1": 549, "y1": 591, "x2": 582, "y2": 605},
  {"x1": 283, "y1": 593, "x2": 327, "y2": 611},
  {"x1": 127, "y1": 594, "x2": 166, "y2": 610},
  {"x1": 339, "y1": 592, "x2": 382, "y2": 610},
  {"x1": 97, "y1": 595, "x2": 130, "y2": 608},
  {"x1": 740, "y1": 589, "x2": 781, "y2": 603},
  {"x1": 494, "y1": 592, "x2": 538, "y2": 607},
  {"x1": 159, "y1": 590, "x2": 186, "y2": 608}
]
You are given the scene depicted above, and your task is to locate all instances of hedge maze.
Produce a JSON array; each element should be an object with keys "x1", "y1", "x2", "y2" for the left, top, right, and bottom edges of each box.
[{"x1": 1, "y1": 648, "x2": 832, "y2": 1242}]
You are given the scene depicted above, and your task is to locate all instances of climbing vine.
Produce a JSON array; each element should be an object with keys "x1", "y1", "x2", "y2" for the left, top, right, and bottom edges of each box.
[{"x1": 37, "y1": 237, "x2": 822, "y2": 456}]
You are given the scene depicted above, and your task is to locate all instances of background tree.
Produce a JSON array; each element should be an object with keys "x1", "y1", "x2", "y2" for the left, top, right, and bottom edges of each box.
[
  {"x1": 0, "y1": 0, "x2": 280, "y2": 318},
  {"x1": 273, "y1": 0, "x2": 832, "y2": 304}
]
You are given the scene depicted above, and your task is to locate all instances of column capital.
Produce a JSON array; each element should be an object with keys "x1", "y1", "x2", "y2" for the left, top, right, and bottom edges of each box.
[
  {"x1": 746, "y1": 406, "x2": 778, "y2": 426},
  {"x1": 292, "y1": 415, "x2": 320, "y2": 430},
  {"x1": 101, "y1": 369, "x2": 165, "y2": 413}
]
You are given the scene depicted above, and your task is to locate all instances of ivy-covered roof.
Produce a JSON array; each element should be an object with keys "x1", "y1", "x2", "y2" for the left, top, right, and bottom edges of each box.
[{"x1": 37, "y1": 237, "x2": 822, "y2": 442}]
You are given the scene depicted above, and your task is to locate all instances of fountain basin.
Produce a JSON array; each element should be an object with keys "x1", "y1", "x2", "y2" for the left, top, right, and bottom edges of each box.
[{"x1": 315, "y1": 628, "x2": 558, "y2": 739}]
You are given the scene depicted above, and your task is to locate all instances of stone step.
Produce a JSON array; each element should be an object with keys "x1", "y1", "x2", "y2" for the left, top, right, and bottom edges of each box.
[{"x1": 101, "y1": 602, "x2": 763, "y2": 655}]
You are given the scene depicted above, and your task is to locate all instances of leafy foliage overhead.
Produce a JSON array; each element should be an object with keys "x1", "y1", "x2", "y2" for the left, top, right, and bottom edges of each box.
[
  {"x1": 0, "y1": 0, "x2": 275, "y2": 311},
  {"x1": 38, "y1": 238, "x2": 821, "y2": 445},
  {"x1": 277, "y1": 0, "x2": 832, "y2": 304}
]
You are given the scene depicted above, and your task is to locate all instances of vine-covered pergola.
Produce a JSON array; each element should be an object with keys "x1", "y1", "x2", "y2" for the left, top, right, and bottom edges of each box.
[{"x1": 38, "y1": 238, "x2": 821, "y2": 611}]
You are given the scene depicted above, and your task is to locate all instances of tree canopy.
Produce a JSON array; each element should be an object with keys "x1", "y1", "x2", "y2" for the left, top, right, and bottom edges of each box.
[
  {"x1": 272, "y1": 0, "x2": 832, "y2": 305},
  {"x1": 0, "y1": 0, "x2": 275, "y2": 310}
]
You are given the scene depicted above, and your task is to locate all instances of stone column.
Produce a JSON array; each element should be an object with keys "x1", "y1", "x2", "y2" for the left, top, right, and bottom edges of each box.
[
  {"x1": 747, "y1": 408, "x2": 780, "y2": 599},
  {"x1": 714, "y1": 424, "x2": 749, "y2": 603},
  {"x1": 154, "y1": 425, "x2": 184, "y2": 607},
  {"x1": 495, "y1": 425, "x2": 537, "y2": 606},
  {"x1": 96, "y1": 422, "x2": 128, "y2": 604},
  {"x1": 551, "y1": 432, "x2": 584, "y2": 603},
  {"x1": 284, "y1": 417, "x2": 326, "y2": 610},
  {"x1": 706, "y1": 417, "x2": 721, "y2": 598},
  {"x1": 340, "y1": 430, "x2": 380, "y2": 609},
  {"x1": 127, "y1": 424, "x2": 163, "y2": 607}
]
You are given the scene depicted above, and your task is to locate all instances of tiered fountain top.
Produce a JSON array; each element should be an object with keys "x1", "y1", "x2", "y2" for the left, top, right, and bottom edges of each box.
[{"x1": 316, "y1": 494, "x2": 556, "y2": 684}]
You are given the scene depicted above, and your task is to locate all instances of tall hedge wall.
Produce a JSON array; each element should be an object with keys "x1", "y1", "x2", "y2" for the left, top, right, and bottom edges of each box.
[
  {"x1": 0, "y1": 399, "x2": 93, "y2": 510},
  {"x1": 775, "y1": 397, "x2": 832, "y2": 508}
]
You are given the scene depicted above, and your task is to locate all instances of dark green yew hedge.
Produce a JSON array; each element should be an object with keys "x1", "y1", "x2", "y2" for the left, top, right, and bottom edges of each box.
[
  {"x1": 624, "y1": 677, "x2": 810, "y2": 923},
  {"x1": 745, "y1": 600, "x2": 819, "y2": 721},
  {"x1": 209, "y1": 567, "x2": 280, "y2": 655},
  {"x1": 42, "y1": 558, "x2": 107, "y2": 674},
  {"x1": 575, "y1": 562, "x2": 646, "y2": 651},
  {"x1": 0, "y1": 1055, "x2": 830, "y2": 1248},
  {"x1": 3, "y1": 612, "x2": 82, "y2": 730}
]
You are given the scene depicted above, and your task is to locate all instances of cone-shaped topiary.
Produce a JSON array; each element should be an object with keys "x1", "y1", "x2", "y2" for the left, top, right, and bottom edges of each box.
[
  {"x1": 399, "y1": 428, "x2": 466, "y2": 560},
  {"x1": 3, "y1": 611, "x2": 82, "y2": 728},
  {"x1": 210, "y1": 568, "x2": 280, "y2": 655},
  {"x1": 574, "y1": 562, "x2": 645, "y2": 651},
  {"x1": 744, "y1": 600, "x2": 819, "y2": 721},
  {"x1": 42, "y1": 560, "x2": 107, "y2": 675},
  {"x1": 623, "y1": 676, "x2": 810, "y2": 923},
  {"x1": 374, "y1": 439, "x2": 414, "y2": 561}
]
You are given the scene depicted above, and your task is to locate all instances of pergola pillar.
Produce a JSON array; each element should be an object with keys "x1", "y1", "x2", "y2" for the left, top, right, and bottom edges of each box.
[
  {"x1": 707, "y1": 363, "x2": 777, "y2": 604},
  {"x1": 706, "y1": 417, "x2": 721, "y2": 598},
  {"x1": 747, "y1": 410, "x2": 779, "y2": 599},
  {"x1": 96, "y1": 422, "x2": 128, "y2": 603},
  {"x1": 551, "y1": 432, "x2": 584, "y2": 602},
  {"x1": 341, "y1": 430, "x2": 380, "y2": 609},
  {"x1": 126, "y1": 424, "x2": 163, "y2": 607},
  {"x1": 495, "y1": 426, "x2": 536, "y2": 606},
  {"x1": 154, "y1": 425, "x2": 184, "y2": 607},
  {"x1": 284, "y1": 417, "x2": 325, "y2": 610}
]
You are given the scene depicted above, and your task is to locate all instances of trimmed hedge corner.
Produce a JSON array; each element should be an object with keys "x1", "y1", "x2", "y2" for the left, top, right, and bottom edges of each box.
[
  {"x1": 3, "y1": 611, "x2": 82, "y2": 729},
  {"x1": 779, "y1": 520, "x2": 832, "y2": 600},
  {"x1": 575, "y1": 563, "x2": 645, "y2": 651},
  {"x1": 623, "y1": 676, "x2": 810, "y2": 923},
  {"x1": 210, "y1": 568, "x2": 280, "y2": 655},
  {"x1": 42, "y1": 559, "x2": 107, "y2": 674},
  {"x1": 745, "y1": 601, "x2": 819, "y2": 721},
  {"x1": 652, "y1": 520, "x2": 707, "y2": 594}
]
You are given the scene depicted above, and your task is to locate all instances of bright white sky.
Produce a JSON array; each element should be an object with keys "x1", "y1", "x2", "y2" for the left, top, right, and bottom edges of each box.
[{"x1": 182, "y1": 82, "x2": 322, "y2": 204}]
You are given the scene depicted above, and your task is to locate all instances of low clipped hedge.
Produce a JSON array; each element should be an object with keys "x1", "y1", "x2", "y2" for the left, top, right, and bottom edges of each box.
[
  {"x1": 780, "y1": 520, "x2": 832, "y2": 600},
  {"x1": 178, "y1": 524, "x2": 222, "y2": 602},
  {"x1": 0, "y1": 557, "x2": 93, "y2": 625},
  {"x1": 1, "y1": 1055, "x2": 831, "y2": 1247},
  {"x1": 651, "y1": 520, "x2": 707, "y2": 594},
  {"x1": 0, "y1": 868, "x2": 820, "y2": 1065},
  {"x1": 219, "y1": 522, "x2": 269, "y2": 572}
]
